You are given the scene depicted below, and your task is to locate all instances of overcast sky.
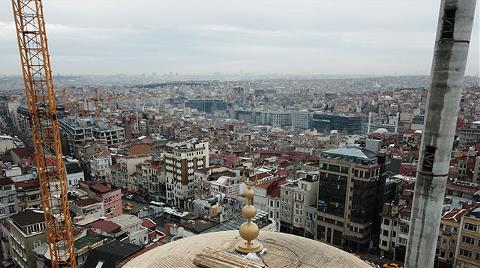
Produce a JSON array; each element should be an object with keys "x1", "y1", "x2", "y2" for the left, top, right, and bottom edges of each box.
[{"x1": 0, "y1": 0, "x2": 478, "y2": 76}]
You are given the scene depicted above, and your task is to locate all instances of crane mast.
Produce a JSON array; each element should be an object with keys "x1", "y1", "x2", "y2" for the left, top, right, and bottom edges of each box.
[{"x1": 11, "y1": 0, "x2": 77, "y2": 267}]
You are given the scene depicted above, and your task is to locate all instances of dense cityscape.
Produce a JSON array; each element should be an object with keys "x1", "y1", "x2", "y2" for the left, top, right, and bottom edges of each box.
[
  {"x1": 0, "y1": 73, "x2": 478, "y2": 268},
  {"x1": 0, "y1": 0, "x2": 479, "y2": 268}
]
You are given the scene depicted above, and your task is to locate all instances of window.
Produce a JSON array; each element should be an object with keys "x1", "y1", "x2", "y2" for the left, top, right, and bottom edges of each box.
[
  {"x1": 3, "y1": 185, "x2": 12, "y2": 191},
  {"x1": 383, "y1": 219, "x2": 390, "y2": 225},
  {"x1": 392, "y1": 231, "x2": 396, "y2": 237},
  {"x1": 393, "y1": 220, "x2": 397, "y2": 227},
  {"x1": 464, "y1": 223, "x2": 478, "y2": 232},
  {"x1": 383, "y1": 230, "x2": 389, "y2": 236},
  {"x1": 459, "y1": 249, "x2": 472, "y2": 258},
  {"x1": 462, "y1": 236, "x2": 475, "y2": 245},
  {"x1": 381, "y1": 240, "x2": 388, "y2": 247}
]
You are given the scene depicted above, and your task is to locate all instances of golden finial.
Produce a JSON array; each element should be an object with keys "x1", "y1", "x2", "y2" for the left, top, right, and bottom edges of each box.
[{"x1": 235, "y1": 170, "x2": 263, "y2": 253}]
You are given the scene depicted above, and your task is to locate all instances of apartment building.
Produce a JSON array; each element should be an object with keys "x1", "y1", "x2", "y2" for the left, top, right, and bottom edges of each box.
[
  {"x1": 458, "y1": 121, "x2": 480, "y2": 148},
  {"x1": 71, "y1": 198, "x2": 104, "y2": 222},
  {"x1": 317, "y1": 145, "x2": 387, "y2": 251},
  {"x1": 86, "y1": 183, "x2": 122, "y2": 219},
  {"x1": 93, "y1": 121, "x2": 125, "y2": 146},
  {"x1": 253, "y1": 177, "x2": 288, "y2": 231},
  {"x1": 6, "y1": 209, "x2": 47, "y2": 268},
  {"x1": 457, "y1": 147, "x2": 480, "y2": 184},
  {"x1": 209, "y1": 169, "x2": 242, "y2": 198},
  {"x1": 379, "y1": 202, "x2": 411, "y2": 262},
  {"x1": 65, "y1": 158, "x2": 85, "y2": 189},
  {"x1": 437, "y1": 205, "x2": 476, "y2": 266},
  {"x1": 112, "y1": 155, "x2": 151, "y2": 192},
  {"x1": 110, "y1": 214, "x2": 149, "y2": 246},
  {"x1": 59, "y1": 117, "x2": 125, "y2": 155},
  {"x1": 0, "y1": 177, "x2": 18, "y2": 224},
  {"x1": 15, "y1": 179, "x2": 41, "y2": 210},
  {"x1": 164, "y1": 139, "x2": 209, "y2": 209},
  {"x1": 59, "y1": 117, "x2": 94, "y2": 155},
  {"x1": 90, "y1": 150, "x2": 113, "y2": 182},
  {"x1": 455, "y1": 208, "x2": 480, "y2": 268},
  {"x1": 74, "y1": 140, "x2": 108, "y2": 179},
  {"x1": 140, "y1": 160, "x2": 166, "y2": 202},
  {"x1": 279, "y1": 173, "x2": 319, "y2": 237}
]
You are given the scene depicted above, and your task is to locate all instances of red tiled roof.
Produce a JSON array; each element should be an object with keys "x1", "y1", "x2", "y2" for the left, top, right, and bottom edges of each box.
[
  {"x1": 442, "y1": 204, "x2": 477, "y2": 222},
  {"x1": 94, "y1": 150, "x2": 111, "y2": 158},
  {"x1": 11, "y1": 147, "x2": 31, "y2": 158},
  {"x1": 256, "y1": 178, "x2": 278, "y2": 189},
  {"x1": 89, "y1": 220, "x2": 121, "y2": 234},
  {"x1": 90, "y1": 183, "x2": 115, "y2": 194},
  {"x1": 74, "y1": 198, "x2": 101, "y2": 207},
  {"x1": 209, "y1": 171, "x2": 236, "y2": 181},
  {"x1": 142, "y1": 218, "x2": 156, "y2": 229},
  {"x1": 0, "y1": 177, "x2": 14, "y2": 186},
  {"x1": 15, "y1": 179, "x2": 40, "y2": 190},
  {"x1": 446, "y1": 182, "x2": 480, "y2": 195},
  {"x1": 275, "y1": 169, "x2": 290, "y2": 177},
  {"x1": 255, "y1": 172, "x2": 273, "y2": 180},
  {"x1": 267, "y1": 179, "x2": 289, "y2": 198}
]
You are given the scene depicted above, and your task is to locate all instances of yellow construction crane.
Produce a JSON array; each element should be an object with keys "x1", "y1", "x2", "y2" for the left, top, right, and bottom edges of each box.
[{"x1": 11, "y1": 1, "x2": 77, "y2": 267}]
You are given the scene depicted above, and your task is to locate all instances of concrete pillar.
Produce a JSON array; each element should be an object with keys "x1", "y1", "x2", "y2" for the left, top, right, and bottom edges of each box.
[{"x1": 405, "y1": 1, "x2": 477, "y2": 268}]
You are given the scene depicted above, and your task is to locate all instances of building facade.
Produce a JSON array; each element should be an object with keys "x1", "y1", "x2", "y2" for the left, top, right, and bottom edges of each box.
[
  {"x1": 6, "y1": 210, "x2": 47, "y2": 268},
  {"x1": 164, "y1": 139, "x2": 209, "y2": 209},
  {"x1": 60, "y1": 117, "x2": 125, "y2": 155},
  {"x1": 140, "y1": 160, "x2": 166, "y2": 202},
  {"x1": 454, "y1": 208, "x2": 480, "y2": 268},
  {"x1": 15, "y1": 179, "x2": 41, "y2": 211},
  {"x1": 0, "y1": 177, "x2": 18, "y2": 224},
  {"x1": 87, "y1": 183, "x2": 122, "y2": 219},
  {"x1": 458, "y1": 121, "x2": 480, "y2": 148},
  {"x1": 312, "y1": 113, "x2": 362, "y2": 134},
  {"x1": 280, "y1": 173, "x2": 319, "y2": 237},
  {"x1": 90, "y1": 151, "x2": 113, "y2": 182},
  {"x1": 291, "y1": 112, "x2": 312, "y2": 129},
  {"x1": 317, "y1": 146, "x2": 387, "y2": 251}
]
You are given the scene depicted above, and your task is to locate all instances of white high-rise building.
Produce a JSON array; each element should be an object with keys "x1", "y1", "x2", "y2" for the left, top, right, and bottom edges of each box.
[{"x1": 164, "y1": 139, "x2": 209, "y2": 209}]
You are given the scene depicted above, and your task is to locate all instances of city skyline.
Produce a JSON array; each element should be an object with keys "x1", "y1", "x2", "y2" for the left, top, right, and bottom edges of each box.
[{"x1": 0, "y1": 0, "x2": 479, "y2": 76}]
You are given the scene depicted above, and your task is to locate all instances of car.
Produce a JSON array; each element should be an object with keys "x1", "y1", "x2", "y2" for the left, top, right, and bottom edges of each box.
[{"x1": 126, "y1": 194, "x2": 134, "y2": 199}]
